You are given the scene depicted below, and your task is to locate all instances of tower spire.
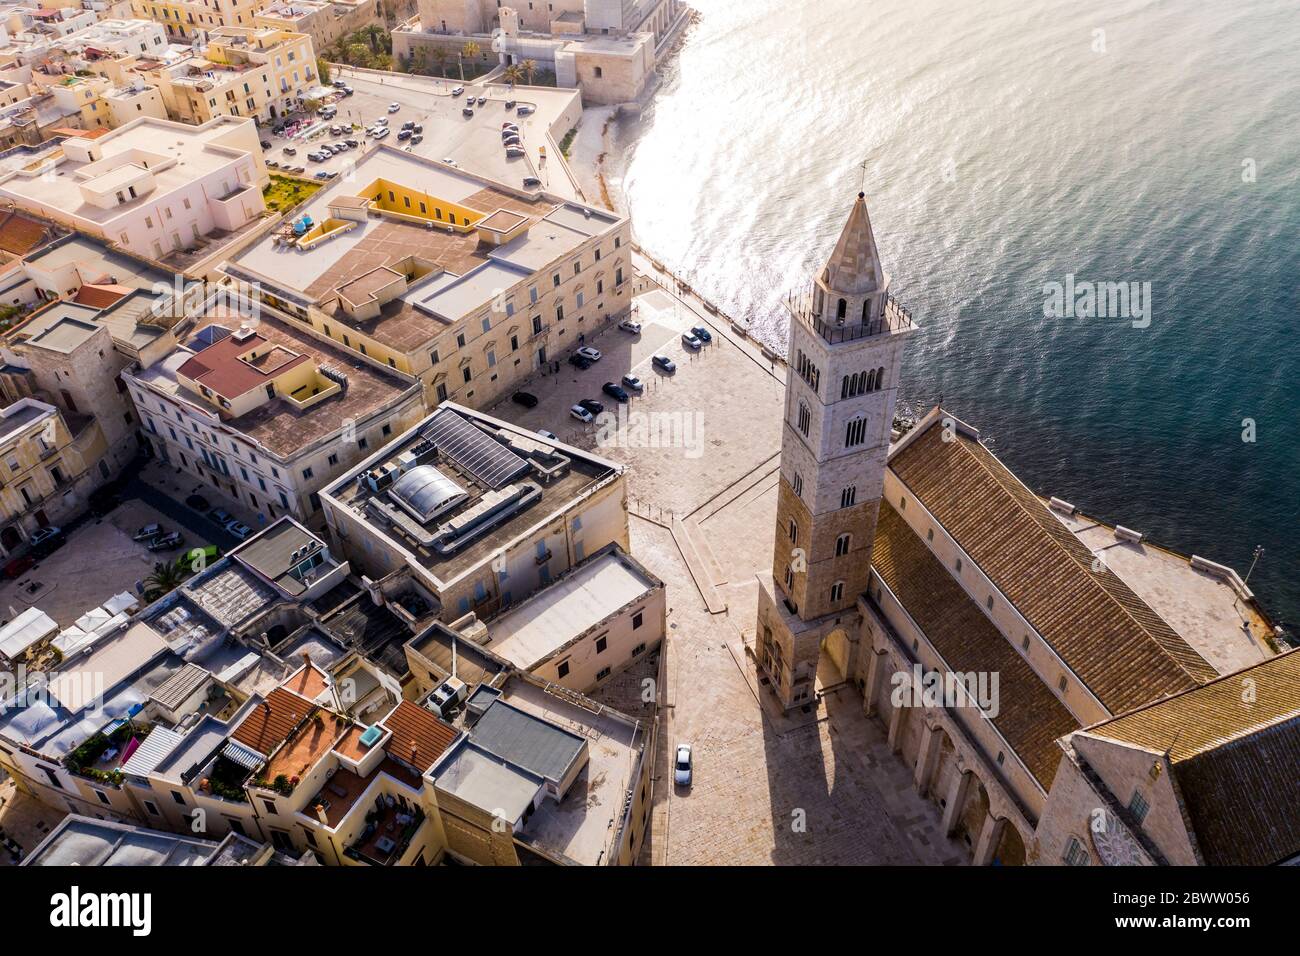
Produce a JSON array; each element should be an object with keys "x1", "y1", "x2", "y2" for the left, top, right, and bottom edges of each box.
[{"x1": 820, "y1": 192, "x2": 885, "y2": 296}]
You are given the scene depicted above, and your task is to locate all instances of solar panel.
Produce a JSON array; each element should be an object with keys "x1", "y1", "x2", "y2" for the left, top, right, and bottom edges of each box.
[{"x1": 421, "y1": 409, "x2": 530, "y2": 490}]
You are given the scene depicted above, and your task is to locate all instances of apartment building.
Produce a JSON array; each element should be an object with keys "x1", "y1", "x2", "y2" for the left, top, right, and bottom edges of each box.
[
  {"x1": 0, "y1": 395, "x2": 108, "y2": 552},
  {"x1": 0, "y1": 114, "x2": 269, "y2": 262},
  {"x1": 144, "y1": 26, "x2": 319, "y2": 124},
  {"x1": 129, "y1": 0, "x2": 264, "y2": 40},
  {"x1": 319, "y1": 401, "x2": 629, "y2": 623},
  {"x1": 253, "y1": 0, "x2": 379, "y2": 54},
  {"x1": 223, "y1": 145, "x2": 634, "y2": 411},
  {"x1": 125, "y1": 305, "x2": 425, "y2": 522}
]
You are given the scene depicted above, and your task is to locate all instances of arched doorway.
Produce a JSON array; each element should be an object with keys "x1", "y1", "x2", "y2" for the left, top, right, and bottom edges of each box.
[
  {"x1": 1, "y1": 526, "x2": 20, "y2": 553},
  {"x1": 822, "y1": 628, "x2": 851, "y2": 681},
  {"x1": 993, "y1": 820, "x2": 1027, "y2": 866}
]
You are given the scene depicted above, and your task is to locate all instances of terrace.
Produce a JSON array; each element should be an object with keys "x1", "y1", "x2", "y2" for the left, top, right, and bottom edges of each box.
[{"x1": 343, "y1": 793, "x2": 426, "y2": 866}]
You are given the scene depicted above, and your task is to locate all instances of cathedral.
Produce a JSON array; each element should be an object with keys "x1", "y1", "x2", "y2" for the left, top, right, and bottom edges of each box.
[{"x1": 754, "y1": 193, "x2": 1300, "y2": 866}]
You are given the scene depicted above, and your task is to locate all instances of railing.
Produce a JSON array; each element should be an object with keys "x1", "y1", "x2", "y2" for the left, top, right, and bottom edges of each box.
[{"x1": 785, "y1": 287, "x2": 913, "y2": 344}]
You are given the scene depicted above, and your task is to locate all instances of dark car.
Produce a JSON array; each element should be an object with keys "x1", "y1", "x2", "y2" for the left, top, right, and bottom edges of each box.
[
  {"x1": 691, "y1": 325, "x2": 713, "y2": 343},
  {"x1": 462, "y1": 107, "x2": 474, "y2": 117},
  {"x1": 260, "y1": 140, "x2": 272, "y2": 149},
  {"x1": 652, "y1": 354, "x2": 677, "y2": 373},
  {"x1": 186, "y1": 493, "x2": 210, "y2": 511},
  {"x1": 146, "y1": 531, "x2": 185, "y2": 552},
  {"x1": 602, "y1": 382, "x2": 629, "y2": 403},
  {"x1": 3, "y1": 555, "x2": 35, "y2": 579},
  {"x1": 29, "y1": 526, "x2": 65, "y2": 557},
  {"x1": 578, "y1": 398, "x2": 605, "y2": 415},
  {"x1": 411, "y1": 135, "x2": 423, "y2": 145},
  {"x1": 522, "y1": 176, "x2": 541, "y2": 188},
  {"x1": 504, "y1": 100, "x2": 516, "y2": 109},
  {"x1": 398, "y1": 129, "x2": 412, "y2": 140},
  {"x1": 512, "y1": 391, "x2": 539, "y2": 408},
  {"x1": 568, "y1": 353, "x2": 592, "y2": 370},
  {"x1": 401, "y1": 120, "x2": 415, "y2": 130}
]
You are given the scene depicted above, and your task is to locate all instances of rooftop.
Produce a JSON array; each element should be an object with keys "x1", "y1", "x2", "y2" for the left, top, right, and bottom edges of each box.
[
  {"x1": 23, "y1": 815, "x2": 219, "y2": 866},
  {"x1": 232, "y1": 518, "x2": 338, "y2": 597},
  {"x1": 324, "y1": 403, "x2": 621, "y2": 587},
  {"x1": 484, "y1": 545, "x2": 659, "y2": 670}
]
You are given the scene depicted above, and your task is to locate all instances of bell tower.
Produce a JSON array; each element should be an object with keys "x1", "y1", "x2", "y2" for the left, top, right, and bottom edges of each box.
[{"x1": 754, "y1": 192, "x2": 917, "y2": 710}]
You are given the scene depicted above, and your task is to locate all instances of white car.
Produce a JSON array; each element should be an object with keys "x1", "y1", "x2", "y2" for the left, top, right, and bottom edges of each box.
[
  {"x1": 536, "y1": 429, "x2": 559, "y2": 442},
  {"x1": 618, "y1": 318, "x2": 641, "y2": 334},
  {"x1": 621, "y1": 374, "x2": 644, "y2": 392},
  {"x1": 576, "y1": 346, "x2": 602, "y2": 362},
  {"x1": 674, "y1": 743, "x2": 692, "y2": 787},
  {"x1": 569, "y1": 404, "x2": 594, "y2": 423},
  {"x1": 372, "y1": 127, "x2": 390, "y2": 139},
  {"x1": 682, "y1": 332, "x2": 703, "y2": 350},
  {"x1": 387, "y1": 102, "x2": 400, "y2": 113}
]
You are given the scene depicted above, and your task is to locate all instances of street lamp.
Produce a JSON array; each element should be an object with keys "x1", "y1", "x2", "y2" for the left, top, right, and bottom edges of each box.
[{"x1": 1244, "y1": 545, "x2": 1264, "y2": 584}]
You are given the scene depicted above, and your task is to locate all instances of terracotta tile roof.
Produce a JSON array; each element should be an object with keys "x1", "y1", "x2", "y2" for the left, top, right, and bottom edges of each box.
[
  {"x1": 176, "y1": 328, "x2": 310, "y2": 401},
  {"x1": 1084, "y1": 650, "x2": 1300, "y2": 865},
  {"x1": 283, "y1": 662, "x2": 328, "y2": 701},
  {"x1": 72, "y1": 283, "x2": 133, "y2": 309},
  {"x1": 0, "y1": 211, "x2": 51, "y2": 256},
  {"x1": 872, "y1": 503, "x2": 1078, "y2": 788},
  {"x1": 889, "y1": 419, "x2": 1216, "y2": 714},
  {"x1": 380, "y1": 700, "x2": 457, "y2": 773},
  {"x1": 231, "y1": 686, "x2": 315, "y2": 757}
]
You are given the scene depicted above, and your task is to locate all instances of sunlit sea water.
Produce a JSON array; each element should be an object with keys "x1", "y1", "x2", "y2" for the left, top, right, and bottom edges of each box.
[{"x1": 606, "y1": 0, "x2": 1300, "y2": 629}]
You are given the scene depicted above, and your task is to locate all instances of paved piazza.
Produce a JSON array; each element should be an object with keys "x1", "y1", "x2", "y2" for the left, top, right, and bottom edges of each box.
[{"x1": 489, "y1": 259, "x2": 966, "y2": 865}]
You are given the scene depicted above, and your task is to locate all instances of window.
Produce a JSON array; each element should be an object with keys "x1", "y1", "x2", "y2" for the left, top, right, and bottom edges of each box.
[
  {"x1": 596, "y1": 666, "x2": 611, "y2": 681},
  {"x1": 302, "y1": 467, "x2": 313, "y2": 480},
  {"x1": 262, "y1": 799, "x2": 276, "y2": 814},
  {"x1": 788, "y1": 519, "x2": 797, "y2": 543},
  {"x1": 328, "y1": 453, "x2": 338, "y2": 466},
  {"x1": 840, "y1": 486, "x2": 857, "y2": 508},
  {"x1": 784, "y1": 565, "x2": 794, "y2": 588},
  {"x1": 797, "y1": 401, "x2": 810, "y2": 436},
  {"x1": 835, "y1": 533, "x2": 850, "y2": 557},
  {"x1": 171, "y1": 790, "x2": 186, "y2": 805},
  {"x1": 955, "y1": 557, "x2": 963, "y2": 573},
  {"x1": 927, "y1": 528, "x2": 934, "y2": 542},
  {"x1": 95, "y1": 789, "x2": 111, "y2": 805},
  {"x1": 792, "y1": 473, "x2": 803, "y2": 496},
  {"x1": 595, "y1": 635, "x2": 607, "y2": 654},
  {"x1": 830, "y1": 581, "x2": 844, "y2": 602},
  {"x1": 145, "y1": 801, "x2": 160, "y2": 816},
  {"x1": 632, "y1": 642, "x2": 646, "y2": 656},
  {"x1": 1058, "y1": 675, "x2": 1068, "y2": 693},
  {"x1": 557, "y1": 660, "x2": 570, "y2": 679},
  {"x1": 845, "y1": 418, "x2": 867, "y2": 447},
  {"x1": 1129, "y1": 791, "x2": 1150, "y2": 825},
  {"x1": 1063, "y1": 837, "x2": 1090, "y2": 866},
  {"x1": 632, "y1": 611, "x2": 643, "y2": 629},
  {"x1": 1022, "y1": 635, "x2": 1030, "y2": 651},
  {"x1": 986, "y1": 595, "x2": 994, "y2": 610}
]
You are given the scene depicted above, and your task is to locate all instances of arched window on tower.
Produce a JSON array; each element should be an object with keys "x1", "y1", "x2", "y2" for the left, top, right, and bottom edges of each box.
[
  {"x1": 865, "y1": 369, "x2": 876, "y2": 391},
  {"x1": 835, "y1": 533, "x2": 851, "y2": 557},
  {"x1": 841, "y1": 375, "x2": 849, "y2": 399},
  {"x1": 876, "y1": 366, "x2": 885, "y2": 389},
  {"x1": 862, "y1": 299, "x2": 871, "y2": 323},
  {"x1": 837, "y1": 298, "x2": 847, "y2": 320},
  {"x1": 797, "y1": 401, "x2": 810, "y2": 436},
  {"x1": 788, "y1": 519, "x2": 798, "y2": 544}
]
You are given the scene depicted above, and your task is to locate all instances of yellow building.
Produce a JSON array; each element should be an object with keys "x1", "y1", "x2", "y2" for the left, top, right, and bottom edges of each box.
[
  {"x1": 0, "y1": 397, "x2": 110, "y2": 555},
  {"x1": 145, "y1": 26, "x2": 318, "y2": 124},
  {"x1": 130, "y1": 0, "x2": 265, "y2": 40}
]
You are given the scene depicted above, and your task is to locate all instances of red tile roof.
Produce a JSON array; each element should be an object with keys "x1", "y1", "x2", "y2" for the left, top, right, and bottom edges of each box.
[
  {"x1": 231, "y1": 686, "x2": 314, "y2": 757},
  {"x1": 381, "y1": 700, "x2": 457, "y2": 772},
  {"x1": 176, "y1": 329, "x2": 310, "y2": 401}
]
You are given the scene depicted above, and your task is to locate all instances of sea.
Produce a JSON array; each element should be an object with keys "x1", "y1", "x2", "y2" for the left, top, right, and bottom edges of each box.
[{"x1": 602, "y1": 0, "x2": 1300, "y2": 631}]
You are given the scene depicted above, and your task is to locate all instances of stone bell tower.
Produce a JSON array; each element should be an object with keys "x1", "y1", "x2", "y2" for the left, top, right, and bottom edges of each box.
[{"x1": 754, "y1": 192, "x2": 917, "y2": 710}]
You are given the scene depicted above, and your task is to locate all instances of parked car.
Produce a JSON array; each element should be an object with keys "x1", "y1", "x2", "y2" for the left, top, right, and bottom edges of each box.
[
  {"x1": 536, "y1": 429, "x2": 558, "y2": 442},
  {"x1": 477, "y1": 95, "x2": 486, "y2": 106},
  {"x1": 576, "y1": 346, "x2": 602, "y2": 362},
  {"x1": 522, "y1": 176, "x2": 541, "y2": 188},
  {"x1": 512, "y1": 391, "x2": 539, "y2": 408},
  {"x1": 462, "y1": 107, "x2": 474, "y2": 117},
  {"x1": 373, "y1": 127, "x2": 390, "y2": 139},
  {"x1": 147, "y1": 531, "x2": 185, "y2": 552},
  {"x1": 568, "y1": 353, "x2": 592, "y2": 370},
  {"x1": 225, "y1": 520, "x2": 252, "y2": 541},
  {"x1": 411, "y1": 135, "x2": 423, "y2": 145},
  {"x1": 377, "y1": 116, "x2": 388, "y2": 125},
  {"x1": 345, "y1": 138, "x2": 359, "y2": 148},
  {"x1": 578, "y1": 398, "x2": 605, "y2": 415},
  {"x1": 503, "y1": 134, "x2": 523, "y2": 146},
  {"x1": 413, "y1": 124, "x2": 423, "y2": 134},
  {"x1": 3, "y1": 555, "x2": 35, "y2": 579},
  {"x1": 451, "y1": 85, "x2": 465, "y2": 97},
  {"x1": 209, "y1": 508, "x2": 233, "y2": 526},
  {"x1": 622, "y1": 374, "x2": 644, "y2": 392},
  {"x1": 401, "y1": 120, "x2": 415, "y2": 130},
  {"x1": 602, "y1": 382, "x2": 629, "y2": 403},
  {"x1": 504, "y1": 99, "x2": 516, "y2": 109},
  {"x1": 517, "y1": 104, "x2": 535, "y2": 115},
  {"x1": 259, "y1": 140, "x2": 272, "y2": 149},
  {"x1": 333, "y1": 79, "x2": 347, "y2": 88},
  {"x1": 388, "y1": 102, "x2": 400, "y2": 113},
  {"x1": 282, "y1": 145, "x2": 297, "y2": 155},
  {"x1": 690, "y1": 325, "x2": 713, "y2": 343},
  {"x1": 652, "y1": 355, "x2": 677, "y2": 373},
  {"x1": 501, "y1": 123, "x2": 519, "y2": 134},
  {"x1": 618, "y1": 318, "x2": 641, "y2": 333},
  {"x1": 132, "y1": 523, "x2": 164, "y2": 542},
  {"x1": 329, "y1": 124, "x2": 343, "y2": 135},
  {"x1": 675, "y1": 743, "x2": 693, "y2": 787},
  {"x1": 682, "y1": 331, "x2": 703, "y2": 350},
  {"x1": 266, "y1": 160, "x2": 280, "y2": 168},
  {"x1": 28, "y1": 526, "x2": 65, "y2": 557},
  {"x1": 315, "y1": 170, "x2": 336, "y2": 180},
  {"x1": 505, "y1": 146, "x2": 526, "y2": 158},
  {"x1": 398, "y1": 129, "x2": 412, "y2": 140},
  {"x1": 570, "y1": 404, "x2": 594, "y2": 423},
  {"x1": 340, "y1": 86, "x2": 354, "y2": 97}
]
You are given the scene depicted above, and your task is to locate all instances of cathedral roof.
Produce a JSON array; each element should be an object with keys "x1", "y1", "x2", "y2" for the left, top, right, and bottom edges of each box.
[
  {"x1": 819, "y1": 192, "x2": 886, "y2": 296},
  {"x1": 886, "y1": 414, "x2": 1218, "y2": 715},
  {"x1": 872, "y1": 502, "x2": 1079, "y2": 789},
  {"x1": 1082, "y1": 650, "x2": 1300, "y2": 865}
]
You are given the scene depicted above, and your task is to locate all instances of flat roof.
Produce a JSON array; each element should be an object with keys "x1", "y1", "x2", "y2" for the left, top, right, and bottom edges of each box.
[
  {"x1": 485, "y1": 547, "x2": 657, "y2": 669},
  {"x1": 233, "y1": 518, "x2": 331, "y2": 596},
  {"x1": 469, "y1": 698, "x2": 585, "y2": 784},
  {"x1": 431, "y1": 739, "x2": 541, "y2": 823},
  {"x1": 23, "y1": 816, "x2": 219, "y2": 866}
]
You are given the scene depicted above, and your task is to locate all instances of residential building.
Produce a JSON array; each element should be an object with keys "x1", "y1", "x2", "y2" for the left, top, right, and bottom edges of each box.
[
  {"x1": 320, "y1": 401, "x2": 629, "y2": 623},
  {"x1": 125, "y1": 304, "x2": 426, "y2": 523},
  {"x1": 128, "y1": 0, "x2": 265, "y2": 40},
  {"x1": 0, "y1": 114, "x2": 269, "y2": 263},
  {"x1": 143, "y1": 26, "x2": 319, "y2": 125},
  {"x1": 21, "y1": 813, "x2": 315, "y2": 864},
  {"x1": 253, "y1": 0, "x2": 380, "y2": 54},
  {"x1": 0, "y1": 396, "x2": 109, "y2": 552},
  {"x1": 223, "y1": 145, "x2": 634, "y2": 410}
]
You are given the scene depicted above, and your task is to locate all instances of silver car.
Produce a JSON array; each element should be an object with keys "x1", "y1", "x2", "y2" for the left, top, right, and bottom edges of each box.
[{"x1": 674, "y1": 743, "x2": 692, "y2": 787}]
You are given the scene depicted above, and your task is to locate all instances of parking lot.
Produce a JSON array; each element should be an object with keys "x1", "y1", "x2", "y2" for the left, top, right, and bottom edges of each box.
[{"x1": 259, "y1": 69, "x2": 582, "y2": 196}]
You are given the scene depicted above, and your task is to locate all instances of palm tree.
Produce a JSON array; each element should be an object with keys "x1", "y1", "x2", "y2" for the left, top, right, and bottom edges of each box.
[
  {"x1": 431, "y1": 47, "x2": 448, "y2": 77},
  {"x1": 522, "y1": 59, "x2": 537, "y2": 85},
  {"x1": 145, "y1": 558, "x2": 189, "y2": 599},
  {"x1": 503, "y1": 63, "x2": 523, "y2": 88},
  {"x1": 362, "y1": 24, "x2": 387, "y2": 55}
]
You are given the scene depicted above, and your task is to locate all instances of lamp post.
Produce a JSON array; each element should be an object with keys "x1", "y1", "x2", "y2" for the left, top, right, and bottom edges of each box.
[{"x1": 1243, "y1": 545, "x2": 1264, "y2": 584}]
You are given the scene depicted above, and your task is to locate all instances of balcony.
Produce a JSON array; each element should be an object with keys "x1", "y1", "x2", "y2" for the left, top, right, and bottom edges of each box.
[
  {"x1": 343, "y1": 798, "x2": 425, "y2": 866},
  {"x1": 785, "y1": 286, "x2": 913, "y2": 344}
]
